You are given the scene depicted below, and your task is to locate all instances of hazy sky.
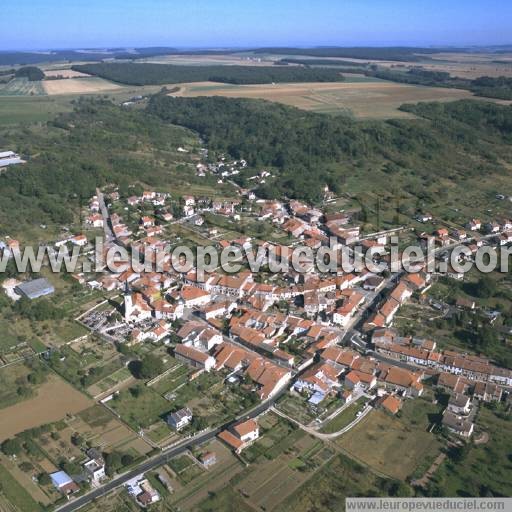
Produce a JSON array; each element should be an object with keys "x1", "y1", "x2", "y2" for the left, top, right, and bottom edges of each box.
[{"x1": 1, "y1": 0, "x2": 511, "y2": 50}]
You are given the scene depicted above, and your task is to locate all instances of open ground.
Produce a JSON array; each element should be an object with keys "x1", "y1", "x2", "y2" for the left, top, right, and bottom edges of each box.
[
  {"x1": 171, "y1": 79, "x2": 476, "y2": 119},
  {"x1": 0, "y1": 373, "x2": 93, "y2": 441}
]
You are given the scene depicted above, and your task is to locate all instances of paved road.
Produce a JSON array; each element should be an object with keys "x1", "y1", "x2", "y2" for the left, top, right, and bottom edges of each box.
[
  {"x1": 56, "y1": 389, "x2": 285, "y2": 512},
  {"x1": 96, "y1": 188, "x2": 116, "y2": 247}
]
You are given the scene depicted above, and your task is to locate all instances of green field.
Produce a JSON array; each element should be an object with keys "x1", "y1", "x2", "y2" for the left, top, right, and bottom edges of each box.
[
  {"x1": 0, "y1": 462, "x2": 43, "y2": 512},
  {"x1": 320, "y1": 398, "x2": 369, "y2": 434},
  {"x1": 0, "y1": 94, "x2": 73, "y2": 125},
  {"x1": 336, "y1": 400, "x2": 443, "y2": 480}
]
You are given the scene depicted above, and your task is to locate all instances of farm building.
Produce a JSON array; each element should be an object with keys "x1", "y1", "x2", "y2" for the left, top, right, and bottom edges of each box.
[
  {"x1": 0, "y1": 150, "x2": 23, "y2": 168},
  {"x1": 15, "y1": 277, "x2": 55, "y2": 299}
]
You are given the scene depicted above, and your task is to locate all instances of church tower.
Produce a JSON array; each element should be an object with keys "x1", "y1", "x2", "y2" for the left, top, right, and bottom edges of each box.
[{"x1": 124, "y1": 281, "x2": 133, "y2": 322}]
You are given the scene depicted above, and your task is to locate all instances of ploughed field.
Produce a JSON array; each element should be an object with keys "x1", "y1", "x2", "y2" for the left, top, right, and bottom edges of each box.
[{"x1": 171, "y1": 79, "x2": 475, "y2": 119}]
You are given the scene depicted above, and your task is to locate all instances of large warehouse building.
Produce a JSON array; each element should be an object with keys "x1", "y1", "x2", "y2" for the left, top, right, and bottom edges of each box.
[{"x1": 15, "y1": 278, "x2": 55, "y2": 300}]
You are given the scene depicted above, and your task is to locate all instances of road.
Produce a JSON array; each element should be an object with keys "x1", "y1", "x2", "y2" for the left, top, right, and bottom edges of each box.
[
  {"x1": 96, "y1": 188, "x2": 116, "y2": 247},
  {"x1": 56, "y1": 388, "x2": 286, "y2": 512}
]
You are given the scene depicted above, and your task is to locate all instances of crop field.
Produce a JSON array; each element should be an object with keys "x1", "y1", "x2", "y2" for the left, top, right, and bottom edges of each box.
[
  {"x1": 43, "y1": 76, "x2": 123, "y2": 95},
  {"x1": 0, "y1": 78, "x2": 45, "y2": 96},
  {"x1": 43, "y1": 68, "x2": 90, "y2": 78},
  {"x1": 0, "y1": 373, "x2": 93, "y2": 441},
  {"x1": 173, "y1": 79, "x2": 476, "y2": 119}
]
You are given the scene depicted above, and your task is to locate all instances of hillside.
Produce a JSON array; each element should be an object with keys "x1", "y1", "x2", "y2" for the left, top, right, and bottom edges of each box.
[{"x1": 147, "y1": 94, "x2": 512, "y2": 203}]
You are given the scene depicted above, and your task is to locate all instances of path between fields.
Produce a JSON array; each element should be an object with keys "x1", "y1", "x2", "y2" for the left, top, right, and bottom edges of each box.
[{"x1": 271, "y1": 404, "x2": 373, "y2": 440}]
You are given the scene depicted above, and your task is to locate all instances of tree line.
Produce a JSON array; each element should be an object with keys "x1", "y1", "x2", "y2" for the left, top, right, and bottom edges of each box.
[{"x1": 72, "y1": 62, "x2": 345, "y2": 86}]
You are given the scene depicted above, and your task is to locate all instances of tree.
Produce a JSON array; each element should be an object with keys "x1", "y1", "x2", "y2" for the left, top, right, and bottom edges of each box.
[
  {"x1": 38, "y1": 473, "x2": 51, "y2": 486},
  {"x1": 71, "y1": 433, "x2": 84, "y2": 446},
  {"x1": 137, "y1": 354, "x2": 164, "y2": 380},
  {"x1": 15, "y1": 66, "x2": 44, "y2": 81},
  {"x1": 1, "y1": 438, "x2": 21, "y2": 456},
  {"x1": 476, "y1": 275, "x2": 496, "y2": 299}
]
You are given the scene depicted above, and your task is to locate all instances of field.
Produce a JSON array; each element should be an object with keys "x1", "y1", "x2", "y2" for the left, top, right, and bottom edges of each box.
[
  {"x1": 0, "y1": 78, "x2": 45, "y2": 96},
  {"x1": 336, "y1": 401, "x2": 443, "y2": 480},
  {"x1": 43, "y1": 77, "x2": 123, "y2": 95},
  {"x1": 0, "y1": 373, "x2": 93, "y2": 441},
  {"x1": 0, "y1": 462, "x2": 43, "y2": 512},
  {"x1": 43, "y1": 68, "x2": 90, "y2": 78},
  {"x1": 173, "y1": 79, "x2": 475, "y2": 119}
]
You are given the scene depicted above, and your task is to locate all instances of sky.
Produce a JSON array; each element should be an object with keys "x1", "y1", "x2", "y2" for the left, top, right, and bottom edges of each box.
[{"x1": 1, "y1": 0, "x2": 511, "y2": 51}]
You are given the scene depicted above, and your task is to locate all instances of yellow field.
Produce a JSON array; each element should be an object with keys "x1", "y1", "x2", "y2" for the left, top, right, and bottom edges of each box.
[
  {"x1": 44, "y1": 68, "x2": 90, "y2": 78},
  {"x1": 43, "y1": 77, "x2": 123, "y2": 95},
  {"x1": 172, "y1": 79, "x2": 475, "y2": 119},
  {"x1": 0, "y1": 374, "x2": 93, "y2": 441}
]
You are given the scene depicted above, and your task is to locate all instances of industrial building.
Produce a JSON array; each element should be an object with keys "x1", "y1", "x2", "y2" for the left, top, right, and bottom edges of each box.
[{"x1": 15, "y1": 278, "x2": 55, "y2": 300}]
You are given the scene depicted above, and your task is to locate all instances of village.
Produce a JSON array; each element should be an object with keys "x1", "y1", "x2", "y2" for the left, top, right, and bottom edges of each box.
[{"x1": 1, "y1": 153, "x2": 511, "y2": 510}]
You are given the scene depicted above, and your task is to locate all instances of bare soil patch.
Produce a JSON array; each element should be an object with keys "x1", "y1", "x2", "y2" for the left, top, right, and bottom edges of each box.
[
  {"x1": 43, "y1": 77, "x2": 122, "y2": 95},
  {"x1": 0, "y1": 374, "x2": 93, "y2": 441}
]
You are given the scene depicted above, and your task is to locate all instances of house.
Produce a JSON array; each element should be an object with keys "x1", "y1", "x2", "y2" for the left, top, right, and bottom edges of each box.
[
  {"x1": 87, "y1": 214, "x2": 104, "y2": 228},
  {"x1": 140, "y1": 216, "x2": 154, "y2": 228},
  {"x1": 83, "y1": 450, "x2": 106, "y2": 483},
  {"x1": 378, "y1": 394, "x2": 402, "y2": 415},
  {"x1": 200, "y1": 451, "x2": 217, "y2": 467},
  {"x1": 390, "y1": 282, "x2": 413, "y2": 304},
  {"x1": 451, "y1": 229, "x2": 467, "y2": 240},
  {"x1": 442, "y1": 410, "x2": 474, "y2": 438},
  {"x1": 455, "y1": 297, "x2": 475, "y2": 310},
  {"x1": 381, "y1": 366, "x2": 423, "y2": 397},
  {"x1": 447, "y1": 393, "x2": 471, "y2": 415},
  {"x1": 415, "y1": 213, "x2": 433, "y2": 223},
  {"x1": 180, "y1": 286, "x2": 211, "y2": 307},
  {"x1": 340, "y1": 389, "x2": 353, "y2": 404},
  {"x1": 484, "y1": 221, "x2": 500, "y2": 234},
  {"x1": 71, "y1": 234, "x2": 88, "y2": 246},
  {"x1": 467, "y1": 219, "x2": 481, "y2": 231},
  {"x1": 379, "y1": 298, "x2": 400, "y2": 325},
  {"x1": 174, "y1": 344, "x2": 216, "y2": 371},
  {"x1": 473, "y1": 381, "x2": 503, "y2": 402},
  {"x1": 294, "y1": 362, "x2": 342, "y2": 397},
  {"x1": 218, "y1": 419, "x2": 259, "y2": 454},
  {"x1": 50, "y1": 471, "x2": 79, "y2": 495},
  {"x1": 127, "y1": 195, "x2": 140, "y2": 206},
  {"x1": 345, "y1": 370, "x2": 377, "y2": 391},
  {"x1": 167, "y1": 407, "x2": 193, "y2": 430},
  {"x1": 126, "y1": 476, "x2": 160, "y2": 506}
]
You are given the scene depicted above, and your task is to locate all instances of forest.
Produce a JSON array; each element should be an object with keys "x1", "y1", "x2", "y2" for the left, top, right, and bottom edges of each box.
[
  {"x1": 0, "y1": 98, "x2": 196, "y2": 232},
  {"x1": 72, "y1": 62, "x2": 345, "y2": 85},
  {"x1": 364, "y1": 68, "x2": 512, "y2": 100},
  {"x1": 147, "y1": 94, "x2": 512, "y2": 202},
  {"x1": 14, "y1": 66, "x2": 45, "y2": 81},
  {"x1": 251, "y1": 46, "x2": 448, "y2": 61}
]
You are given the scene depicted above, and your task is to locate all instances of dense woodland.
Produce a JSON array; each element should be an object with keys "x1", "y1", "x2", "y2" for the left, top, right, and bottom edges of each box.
[
  {"x1": 252, "y1": 46, "x2": 448, "y2": 61},
  {"x1": 14, "y1": 66, "x2": 45, "y2": 81},
  {"x1": 72, "y1": 62, "x2": 346, "y2": 85},
  {"x1": 0, "y1": 98, "x2": 199, "y2": 232},
  {"x1": 148, "y1": 94, "x2": 512, "y2": 202}
]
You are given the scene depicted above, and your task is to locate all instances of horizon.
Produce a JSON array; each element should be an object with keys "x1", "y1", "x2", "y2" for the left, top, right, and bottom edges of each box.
[{"x1": 2, "y1": 0, "x2": 512, "y2": 51}]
